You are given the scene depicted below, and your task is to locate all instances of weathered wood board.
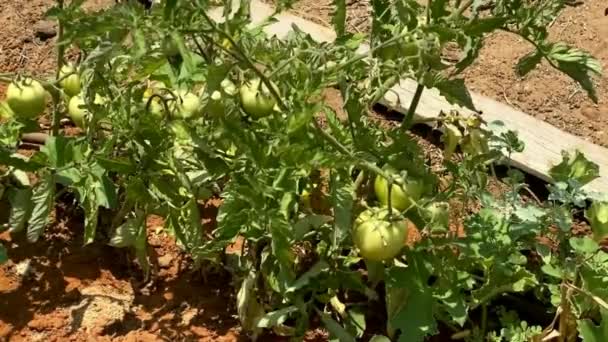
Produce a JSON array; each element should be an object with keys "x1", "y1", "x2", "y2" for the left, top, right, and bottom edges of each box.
[{"x1": 211, "y1": 1, "x2": 608, "y2": 194}]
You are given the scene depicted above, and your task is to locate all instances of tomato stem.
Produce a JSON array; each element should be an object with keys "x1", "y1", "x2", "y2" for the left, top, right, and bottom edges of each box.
[
  {"x1": 401, "y1": 84, "x2": 424, "y2": 130},
  {"x1": 51, "y1": 0, "x2": 65, "y2": 137}
]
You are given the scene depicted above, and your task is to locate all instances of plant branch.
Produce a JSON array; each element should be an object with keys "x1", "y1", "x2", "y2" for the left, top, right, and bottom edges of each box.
[
  {"x1": 450, "y1": 0, "x2": 474, "y2": 19},
  {"x1": 52, "y1": 0, "x2": 66, "y2": 136},
  {"x1": 401, "y1": 84, "x2": 424, "y2": 129},
  {"x1": 312, "y1": 119, "x2": 401, "y2": 188},
  {"x1": 198, "y1": 9, "x2": 287, "y2": 111}
]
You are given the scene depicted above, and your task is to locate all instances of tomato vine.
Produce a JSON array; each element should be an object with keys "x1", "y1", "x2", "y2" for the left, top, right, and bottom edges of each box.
[{"x1": 0, "y1": 0, "x2": 607, "y2": 340}]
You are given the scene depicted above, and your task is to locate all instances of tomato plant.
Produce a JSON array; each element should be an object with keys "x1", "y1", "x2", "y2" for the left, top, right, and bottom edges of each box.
[{"x1": 0, "y1": 0, "x2": 607, "y2": 341}]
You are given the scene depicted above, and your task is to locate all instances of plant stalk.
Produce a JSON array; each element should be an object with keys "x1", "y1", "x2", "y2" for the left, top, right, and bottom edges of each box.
[
  {"x1": 51, "y1": 0, "x2": 66, "y2": 137},
  {"x1": 401, "y1": 84, "x2": 424, "y2": 129}
]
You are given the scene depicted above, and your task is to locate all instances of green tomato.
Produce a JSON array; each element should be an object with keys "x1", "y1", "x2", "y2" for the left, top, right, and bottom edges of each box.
[
  {"x1": 145, "y1": 96, "x2": 165, "y2": 119},
  {"x1": 221, "y1": 78, "x2": 237, "y2": 96},
  {"x1": 374, "y1": 167, "x2": 423, "y2": 211},
  {"x1": 68, "y1": 95, "x2": 87, "y2": 129},
  {"x1": 142, "y1": 85, "x2": 166, "y2": 119},
  {"x1": 59, "y1": 64, "x2": 81, "y2": 97},
  {"x1": 353, "y1": 207, "x2": 408, "y2": 261},
  {"x1": 239, "y1": 78, "x2": 277, "y2": 118},
  {"x1": 173, "y1": 91, "x2": 201, "y2": 119},
  {"x1": 67, "y1": 93, "x2": 106, "y2": 129},
  {"x1": 6, "y1": 78, "x2": 47, "y2": 119}
]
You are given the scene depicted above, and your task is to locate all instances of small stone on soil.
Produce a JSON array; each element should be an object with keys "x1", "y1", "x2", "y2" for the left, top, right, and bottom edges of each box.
[
  {"x1": 34, "y1": 21, "x2": 57, "y2": 40},
  {"x1": 14, "y1": 259, "x2": 33, "y2": 278},
  {"x1": 70, "y1": 282, "x2": 135, "y2": 332},
  {"x1": 157, "y1": 254, "x2": 173, "y2": 268}
]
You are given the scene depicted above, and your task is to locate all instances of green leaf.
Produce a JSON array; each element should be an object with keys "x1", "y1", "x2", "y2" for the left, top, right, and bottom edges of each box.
[
  {"x1": 586, "y1": 201, "x2": 608, "y2": 242},
  {"x1": 0, "y1": 245, "x2": 8, "y2": 264},
  {"x1": 83, "y1": 198, "x2": 99, "y2": 245},
  {"x1": 163, "y1": 0, "x2": 178, "y2": 19},
  {"x1": 109, "y1": 216, "x2": 144, "y2": 248},
  {"x1": 287, "y1": 106, "x2": 318, "y2": 134},
  {"x1": 434, "y1": 78, "x2": 476, "y2": 110},
  {"x1": 346, "y1": 307, "x2": 366, "y2": 338},
  {"x1": 293, "y1": 214, "x2": 332, "y2": 240},
  {"x1": 8, "y1": 188, "x2": 33, "y2": 233},
  {"x1": 516, "y1": 50, "x2": 543, "y2": 76},
  {"x1": 95, "y1": 156, "x2": 135, "y2": 174},
  {"x1": 570, "y1": 236, "x2": 600, "y2": 255},
  {"x1": 387, "y1": 254, "x2": 437, "y2": 342},
  {"x1": 286, "y1": 260, "x2": 330, "y2": 293},
  {"x1": 318, "y1": 310, "x2": 356, "y2": 342},
  {"x1": 578, "y1": 309, "x2": 608, "y2": 342},
  {"x1": 547, "y1": 43, "x2": 602, "y2": 103},
  {"x1": 330, "y1": 171, "x2": 354, "y2": 248},
  {"x1": 26, "y1": 173, "x2": 55, "y2": 243},
  {"x1": 464, "y1": 17, "x2": 507, "y2": 35},
  {"x1": 237, "y1": 271, "x2": 264, "y2": 335},
  {"x1": 369, "y1": 336, "x2": 392, "y2": 342},
  {"x1": 436, "y1": 289, "x2": 468, "y2": 327},
  {"x1": 257, "y1": 306, "x2": 298, "y2": 328},
  {"x1": 332, "y1": 0, "x2": 346, "y2": 37},
  {"x1": 549, "y1": 150, "x2": 599, "y2": 186},
  {"x1": 0, "y1": 150, "x2": 44, "y2": 172},
  {"x1": 41, "y1": 135, "x2": 73, "y2": 168}
]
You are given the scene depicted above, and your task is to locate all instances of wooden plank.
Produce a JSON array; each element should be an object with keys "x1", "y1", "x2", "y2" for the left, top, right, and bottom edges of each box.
[{"x1": 212, "y1": 1, "x2": 608, "y2": 193}]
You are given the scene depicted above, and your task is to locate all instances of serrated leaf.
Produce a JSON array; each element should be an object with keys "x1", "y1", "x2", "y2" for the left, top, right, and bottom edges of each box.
[
  {"x1": 464, "y1": 17, "x2": 507, "y2": 35},
  {"x1": 0, "y1": 150, "x2": 44, "y2": 172},
  {"x1": 549, "y1": 150, "x2": 599, "y2": 186},
  {"x1": 570, "y1": 236, "x2": 600, "y2": 255},
  {"x1": 436, "y1": 289, "x2": 468, "y2": 326},
  {"x1": 346, "y1": 307, "x2": 366, "y2": 338},
  {"x1": 287, "y1": 106, "x2": 317, "y2": 134},
  {"x1": 95, "y1": 175, "x2": 118, "y2": 209},
  {"x1": 435, "y1": 78, "x2": 476, "y2": 110},
  {"x1": 109, "y1": 216, "x2": 144, "y2": 248},
  {"x1": 318, "y1": 310, "x2": 356, "y2": 342},
  {"x1": 257, "y1": 306, "x2": 298, "y2": 328},
  {"x1": 387, "y1": 255, "x2": 437, "y2": 342},
  {"x1": 293, "y1": 214, "x2": 332, "y2": 240},
  {"x1": 516, "y1": 50, "x2": 543, "y2": 76},
  {"x1": 41, "y1": 135, "x2": 73, "y2": 169},
  {"x1": 286, "y1": 260, "x2": 329, "y2": 293},
  {"x1": 330, "y1": 171, "x2": 354, "y2": 248},
  {"x1": 26, "y1": 174, "x2": 55, "y2": 243},
  {"x1": 8, "y1": 188, "x2": 33, "y2": 233},
  {"x1": 578, "y1": 309, "x2": 608, "y2": 342},
  {"x1": 95, "y1": 156, "x2": 135, "y2": 174},
  {"x1": 547, "y1": 43, "x2": 602, "y2": 103}
]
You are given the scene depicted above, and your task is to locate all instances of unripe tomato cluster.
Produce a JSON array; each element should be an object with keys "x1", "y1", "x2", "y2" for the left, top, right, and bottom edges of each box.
[{"x1": 351, "y1": 167, "x2": 426, "y2": 262}]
